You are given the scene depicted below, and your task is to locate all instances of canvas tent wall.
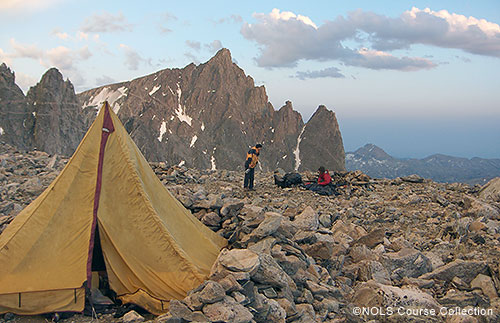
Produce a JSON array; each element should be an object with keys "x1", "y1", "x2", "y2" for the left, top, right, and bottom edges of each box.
[{"x1": 0, "y1": 102, "x2": 226, "y2": 315}]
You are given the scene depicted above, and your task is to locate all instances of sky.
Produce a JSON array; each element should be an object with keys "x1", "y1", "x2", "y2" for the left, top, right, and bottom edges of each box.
[{"x1": 1, "y1": 0, "x2": 499, "y2": 158}]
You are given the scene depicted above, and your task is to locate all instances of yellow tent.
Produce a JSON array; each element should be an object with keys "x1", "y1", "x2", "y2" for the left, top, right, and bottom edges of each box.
[{"x1": 0, "y1": 102, "x2": 226, "y2": 315}]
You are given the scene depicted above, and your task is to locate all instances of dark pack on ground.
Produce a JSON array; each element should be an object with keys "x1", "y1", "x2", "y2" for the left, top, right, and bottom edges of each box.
[{"x1": 274, "y1": 173, "x2": 303, "y2": 188}]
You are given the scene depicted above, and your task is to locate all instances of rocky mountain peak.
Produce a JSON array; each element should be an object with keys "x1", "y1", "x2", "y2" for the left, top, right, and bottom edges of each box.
[
  {"x1": 23, "y1": 68, "x2": 84, "y2": 156},
  {"x1": 0, "y1": 63, "x2": 30, "y2": 149},
  {"x1": 209, "y1": 48, "x2": 233, "y2": 65},
  {"x1": 297, "y1": 105, "x2": 345, "y2": 172},
  {"x1": 2, "y1": 50, "x2": 346, "y2": 171},
  {"x1": 0, "y1": 63, "x2": 16, "y2": 85},
  {"x1": 355, "y1": 143, "x2": 393, "y2": 160},
  {"x1": 30, "y1": 67, "x2": 74, "y2": 95}
]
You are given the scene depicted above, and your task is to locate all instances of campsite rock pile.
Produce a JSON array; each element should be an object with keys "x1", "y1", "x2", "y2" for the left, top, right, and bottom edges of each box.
[
  {"x1": 0, "y1": 142, "x2": 66, "y2": 232},
  {"x1": 2, "y1": 142, "x2": 500, "y2": 322}
]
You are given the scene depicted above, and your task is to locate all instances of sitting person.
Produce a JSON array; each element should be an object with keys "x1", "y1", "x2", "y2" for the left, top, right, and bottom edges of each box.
[
  {"x1": 303, "y1": 166, "x2": 338, "y2": 196},
  {"x1": 317, "y1": 166, "x2": 331, "y2": 186}
]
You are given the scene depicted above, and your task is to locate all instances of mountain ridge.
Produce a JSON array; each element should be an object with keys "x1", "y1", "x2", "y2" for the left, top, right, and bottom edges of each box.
[
  {"x1": 346, "y1": 143, "x2": 500, "y2": 184},
  {"x1": 0, "y1": 49, "x2": 346, "y2": 172}
]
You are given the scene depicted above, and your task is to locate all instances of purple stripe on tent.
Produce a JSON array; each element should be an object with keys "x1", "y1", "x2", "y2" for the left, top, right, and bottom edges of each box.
[{"x1": 86, "y1": 102, "x2": 115, "y2": 288}]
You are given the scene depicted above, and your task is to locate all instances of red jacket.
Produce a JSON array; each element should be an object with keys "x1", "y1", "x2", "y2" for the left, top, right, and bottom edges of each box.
[{"x1": 318, "y1": 171, "x2": 331, "y2": 185}]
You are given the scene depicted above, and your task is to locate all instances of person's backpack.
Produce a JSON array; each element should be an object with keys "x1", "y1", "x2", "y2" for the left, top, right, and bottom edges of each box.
[
  {"x1": 283, "y1": 173, "x2": 302, "y2": 186},
  {"x1": 274, "y1": 172, "x2": 302, "y2": 188}
]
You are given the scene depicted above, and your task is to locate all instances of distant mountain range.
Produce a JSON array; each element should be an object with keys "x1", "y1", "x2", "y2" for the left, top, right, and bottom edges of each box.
[
  {"x1": 346, "y1": 144, "x2": 500, "y2": 184},
  {"x1": 0, "y1": 49, "x2": 345, "y2": 172}
]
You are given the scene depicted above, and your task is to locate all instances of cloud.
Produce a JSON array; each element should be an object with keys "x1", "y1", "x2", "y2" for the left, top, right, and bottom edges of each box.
[
  {"x1": 294, "y1": 67, "x2": 345, "y2": 80},
  {"x1": 52, "y1": 30, "x2": 69, "y2": 40},
  {"x1": 159, "y1": 26, "x2": 173, "y2": 34},
  {"x1": 184, "y1": 52, "x2": 199, "y2": 65},
  {"x1": 241, "y1": 9, "x2": 353, "y2": 68},
  {"x1": 348, "y1": 7, "x2": 500, "y2": 57},
  {"x1": 0, "y1": 0, "x2": 63, "y2": 11},
  {"x1": 78, "y1": 46, "x2": 92, "y2": 60},
  {"x1": 158, "y1": 12, "x2": 178, "y2": 34},
  {"x1": 205, "y1": 40, "x2": 223, "y2": 54},
  {"x1": 186, "y1": 40, "x2": 201, "y2": 51},
  {"x1": 241, "y1": 7, "x2": 500, "y2": 71},
  {"x1": 0, "y1": 48, "x2": 12, "y2": 65},
  {"x1": 77, "y1": 31, "x2": 89, "y2": 40},
  {"x1": 9, "y1": 39, "x2": 44, "y2": 59},
  {"x1": 14, "y1": 72, "x2": 38, "y2": 93},
  {"x1": 46, "y1": 46, "x2": 75, "y2": 70},
  {"x1": 95, "y1": 75, "x2": 116, "y2": 86},
  {"x1": 162, "y1": 12, "x2": 178, "y2": 22},
  {"x1": 120, "y1": 44, "x2": 148, "y2": 70},
  {"x1": 3, "y1": 40, "x2": 92, "y2": 89},
  {"x1": 212, "y1": 14, "x2": 243, "y2": 25},
  {"x1": 81, "y1": 12, "x2": 133, "y2": 33},
  {"x1": 345, "y1": 48, "x2": 437, "y2": 71}
]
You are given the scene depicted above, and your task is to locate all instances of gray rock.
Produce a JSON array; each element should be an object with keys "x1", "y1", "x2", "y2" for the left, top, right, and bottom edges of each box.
[
  {"x1": 168, "y1": 300, "x2": 194, "y2": 321},
  {"x1": 217, "y1": 274, "x2": 243, "y2": 293},
  {"x1": 470, "y1": 274, "x2": 498, "y2": 300},
  {"x1": 351, "y1": 280, "x2": 440, "y2": 310},
  {"x1": 381, "y1": 248, "x2": 432, "y2": 281},
  {"x1": 201, "y1": 212, "x2": 221, "y2": 227},
  {"x1": 401, "y1": 174, "x2": 425, "y2": 183},
  {"x1": 294, "y1": 303, "x2": 316, "y2": 323},
  {"x1": 437, "y1": 289, "x2": 489, "y2": 308},
  {"x1": 479, "y1": 177, "x2": 500, "y2": 202},
  {"x1": 198, "y1": 281, "x2": 226, "y2": 304},
  {"x1": 220, "y1": 200, "x2": 244, "y2": 217},
  {"x1": 353, "y1": 229, "x2": 385, "y2": 248},
  {"x1": 318, "y1": 213, "x2": 332, "y2": 228},
  {"x1": 203, "y1": 296, "x2": 253, "y2": 323},
  {"x1": 218, "y1": 248, "x2": 260, "y2": 274},
  {"x1": 122, "y1": 310, "x2": 145, "y2": 323},
  {"x1": 251, "y1": 212, "x2": 283, "y2": 239},
  {"x1": 248, "y1": 237, "x2": 276, "y2": 255},
  {"x1": 419, "y1": 259, "x2": 488, "y2": 284},
  {"x1": 293, "y1": 206, "x2": 319, "y2": 231},
  {"x1": 252, "y1": 253, "x2": 290, "y2": 288}
]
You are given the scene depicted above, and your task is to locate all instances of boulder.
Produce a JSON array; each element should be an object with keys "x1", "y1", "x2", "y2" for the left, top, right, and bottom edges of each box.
[
  {"x1": 479, "y1": 177, "x2": 500, "y2": 202},
  {"x1": 353, "y1": 229, "x2": 385, "y2": 248},
  {"x1": 217, "y1": 249, "x2": 260, "y2": 274},
  {"x1": 122, "y1": 310, "x2": 144, "y2": 323},
  {"x1": 293, "y1": 206, "x2": 319, "y2": 231},
  {"x1": 252, "y1": 253, "x2": 291, "y2": 288},
  {"x1": 250, "y1": 212, "x2": 283, "y2": 239},
  {"x1": 198, "y1": 281, "x2": 226, "y2": 304},
  {"x1": 419, "y1": 259, "x2": 488, "y2": 284},
  {"x1": 351, "y1": 280, "x2": 439, "y2": 310},
  {"x1": 470, "y1": 274, "x2": 498, "y2": 300},
  {"x1": 203, "y1": 296, "x2": 253, "y2": 323},
  {"x1": 381, "y1": 248, "x2": 432, "y2": 281}
]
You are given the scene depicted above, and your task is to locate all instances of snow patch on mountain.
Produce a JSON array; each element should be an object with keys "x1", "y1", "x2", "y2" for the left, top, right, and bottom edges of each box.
[
  {"x1": 294, "y1": 126, "x2": 305, "y2": 171},
  {"x1": 190, "y1": 135, "x2": 198, "y2": 148},
  {"x1": 83, "y1": 86, "x2": 128, "y2": 114},
  {"x1": 157, "y1": 121, "x2": 167, "y2": 142},
  {"x1": 211, "y1": 155, "x2": 217, "y2": 171},
  {"x1": 175, "y1": 83, "x2": 192, "y2": 126},
  {"x1": 149, "y1": 85, "x2": 161, "y2": 96}
]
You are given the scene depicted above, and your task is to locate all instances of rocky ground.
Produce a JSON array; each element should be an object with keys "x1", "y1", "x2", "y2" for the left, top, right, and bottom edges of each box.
[{"x1": 1, "y1": 142, "x2": 500, "y2": 323}]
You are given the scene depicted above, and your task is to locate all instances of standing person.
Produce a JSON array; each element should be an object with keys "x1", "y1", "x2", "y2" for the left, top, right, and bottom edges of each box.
[{"x1": 244, "y1": 144, "x2": 262, "y2": 190}]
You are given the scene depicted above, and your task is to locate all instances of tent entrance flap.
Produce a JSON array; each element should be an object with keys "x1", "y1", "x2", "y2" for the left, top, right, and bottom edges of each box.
[{"x1": 91, "y1": 224, "x2": 106, "y2": 272}]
